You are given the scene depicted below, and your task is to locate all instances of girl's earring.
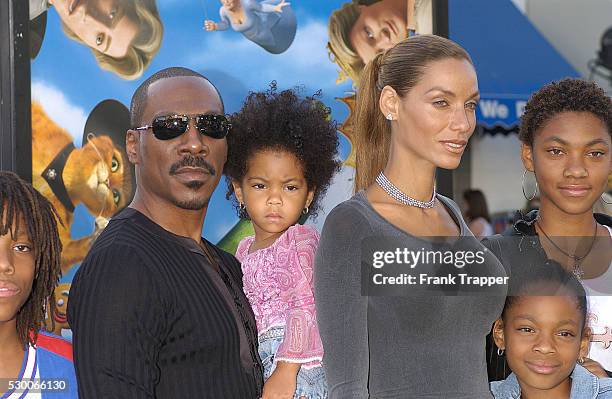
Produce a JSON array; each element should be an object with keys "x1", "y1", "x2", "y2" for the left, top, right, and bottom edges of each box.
[
  {"x1": 239, "y1": 202, "x2": 250, "y2": 219},
  {"x1": 521, "y1": 169, "x2": 538, "y2": 201},
  {"x1": 497, "y1": 348, "x2": 505, "y2": 356},
  {"x1": 386, "y1": 113, "x2": 393, "y2": 121},
  {"x1": 302, "y1": 206, "x2": 310, "y2": 215},
  {"x1": 578, "y1": 357, "x2": 585, "y2": 364}
]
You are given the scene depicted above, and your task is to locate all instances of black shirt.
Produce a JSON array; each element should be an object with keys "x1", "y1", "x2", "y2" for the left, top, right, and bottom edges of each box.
[{"x1": 67, "y1": 207, "x2": 263, "y2": 398}]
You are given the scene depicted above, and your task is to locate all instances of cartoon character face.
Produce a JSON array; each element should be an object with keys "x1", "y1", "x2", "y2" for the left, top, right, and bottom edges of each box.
[
  {"x1": 48, "y1": 283, "x2": 71, "y2": 334},
  {"x1": 220, "y1": 0, "x2": 240, "y2": 11},
  {"x1": 51, "y1": 0, "x2": 139, "y2": 58}
]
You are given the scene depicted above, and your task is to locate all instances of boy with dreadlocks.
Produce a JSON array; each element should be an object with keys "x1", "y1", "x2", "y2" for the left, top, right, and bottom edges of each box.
[{"x1": 0, "y1": 171, "x2": 78, "y2": 398}]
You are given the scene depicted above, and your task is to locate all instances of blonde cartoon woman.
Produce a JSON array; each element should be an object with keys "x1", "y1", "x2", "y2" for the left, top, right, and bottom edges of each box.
[
  {"x1": 204, "y1": 0, "x2": 297, "y2": 54},
  {"x1": 30, "y1": 0, "x2": 163, "y2": 80},
  {"x1": 328, "y1": 0, "x2": 432, "y2": 84}
]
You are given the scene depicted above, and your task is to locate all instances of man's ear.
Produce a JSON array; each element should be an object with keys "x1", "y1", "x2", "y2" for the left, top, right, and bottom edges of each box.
[
  {"x1": 520, "y1": 143, "x2": 535, "y2": 172},
  {"x1": 126, "y1": 129, "x2": 140, "y2": 165},
  {"x1": 492, "y1": 318, "x2": 506, "y2": 352}
]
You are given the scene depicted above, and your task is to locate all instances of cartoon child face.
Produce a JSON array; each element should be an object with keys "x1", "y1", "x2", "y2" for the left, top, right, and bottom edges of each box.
[
  {"x1": 52, "y1": 283, "x2": 71, "y2": 327},
  {"x1": 49, "y1": 0, "x2": 139, "y2": 58},
  {"x1": 348, "y1": 0, "x2": 408, "y2": 64}
]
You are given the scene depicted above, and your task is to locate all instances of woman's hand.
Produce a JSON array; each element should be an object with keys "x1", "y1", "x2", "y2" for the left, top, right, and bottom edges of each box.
[
  {"x1": 204, "y1": 20, "x2": 218, "y2": 31},
  {"x1": 261, "y1": 361, "x2": 300, "y2": 399},
  {"x1": 273, "y1": 0, "x2": 290, "y2": 13},
  {"x1": 581, "y1": 358, "x2": 609, "y2": 378}
]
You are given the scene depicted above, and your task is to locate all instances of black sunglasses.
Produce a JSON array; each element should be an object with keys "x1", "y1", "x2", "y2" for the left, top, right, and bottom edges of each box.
[{"x1": 134, "y1": 114, "x2": 231, "y2": 140}]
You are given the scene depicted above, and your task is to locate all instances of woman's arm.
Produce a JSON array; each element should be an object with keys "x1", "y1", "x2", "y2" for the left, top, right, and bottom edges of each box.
[
  {"x1": 204, "y1": 7, "x2": 230, "y2": 31},
  {"x1": 314, "y1": 205, "x2": 370, "y2": 399},
  {"x1": 250, "y1": 0, "x2": 290, "y2": 13}
]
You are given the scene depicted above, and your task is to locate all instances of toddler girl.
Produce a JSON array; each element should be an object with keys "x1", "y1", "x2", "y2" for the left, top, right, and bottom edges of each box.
[{"x1": 225, "y1": 86, "x2": 340, "y2": 399}]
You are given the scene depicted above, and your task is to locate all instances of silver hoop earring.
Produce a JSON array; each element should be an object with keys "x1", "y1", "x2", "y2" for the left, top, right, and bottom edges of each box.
[
  {"x1": 497, "y1": 348, "x2": 505, "y2": 356},
  {"x1": 522, "y1": 169, "x2": 538, "y2": 201},
  {"x1": 302, "y1": 206, "x2": 309, "y2": 215},
  {"x1": 239, "y1": 202, "x2": 246, "y2": 210},
  {"x1": 386, "y1": 113, "x2": 393, "y2": 121}
]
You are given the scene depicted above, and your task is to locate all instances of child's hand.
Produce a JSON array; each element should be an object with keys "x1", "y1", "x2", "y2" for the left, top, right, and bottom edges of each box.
[
  {"x1": 204, "y1": 20, "x2": 217, "y2": 31},
  {"x1": 261, "y1": 361, "x2": 301, "y2": 399},
  {"x1": 581, "y1": 358, "x2": 609, "y2": 378}
]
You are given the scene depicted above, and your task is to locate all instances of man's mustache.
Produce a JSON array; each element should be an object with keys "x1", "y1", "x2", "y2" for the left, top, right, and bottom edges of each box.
[{"x1": 169, "y1": 155, "x2": 216, "y2": 176}]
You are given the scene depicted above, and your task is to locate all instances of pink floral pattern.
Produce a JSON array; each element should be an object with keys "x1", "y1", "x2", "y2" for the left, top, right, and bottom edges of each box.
[{"x1": 236, "y1": 224, "x2": 324, "y2": 367}]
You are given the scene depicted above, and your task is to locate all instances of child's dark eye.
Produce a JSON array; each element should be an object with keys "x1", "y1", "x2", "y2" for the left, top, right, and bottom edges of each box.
[
  {"x1": 517, "y1": 327, "x2": 534, "y2": 333},
  {"x1": 547, "y1": 148, "x2": 564, "y2": 156},
  {"x1": 286, "y1": 185, "x2": 299, "y2": 191},
  {"x1": 558, "y1": 331, "x2": 575, "y2": 338},
  {"x1": 252, "y1": 184, "x2": 265, "y2": 189},
  {"x1": 13, "y1": 244, "x2": 32, "y2": 253}
]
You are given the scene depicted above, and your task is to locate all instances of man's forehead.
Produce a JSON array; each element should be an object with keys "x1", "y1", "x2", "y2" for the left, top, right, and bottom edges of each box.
[{"x1": 142, "y1": 76, "x2": 223, "y2": 118}]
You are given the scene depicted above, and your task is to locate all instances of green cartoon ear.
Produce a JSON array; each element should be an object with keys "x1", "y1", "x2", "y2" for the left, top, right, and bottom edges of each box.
[{"x1": 216, "y1": 219, "x2": 255, "y2": 254}]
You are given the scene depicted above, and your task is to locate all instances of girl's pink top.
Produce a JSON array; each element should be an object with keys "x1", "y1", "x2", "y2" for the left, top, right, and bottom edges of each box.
[{"x1": 236, "y1": 224, "x2": 324, "y2": 368}]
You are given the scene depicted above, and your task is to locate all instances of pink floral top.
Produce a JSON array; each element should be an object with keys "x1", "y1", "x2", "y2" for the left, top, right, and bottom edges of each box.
[{"x1": 236, "y1": 224, "x2": 324, "y2": 368}]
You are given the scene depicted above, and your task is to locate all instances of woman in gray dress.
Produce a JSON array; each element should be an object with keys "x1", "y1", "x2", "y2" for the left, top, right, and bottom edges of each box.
[{"x1": 314, "y1": 35, "x2": 507, "y2": 398}]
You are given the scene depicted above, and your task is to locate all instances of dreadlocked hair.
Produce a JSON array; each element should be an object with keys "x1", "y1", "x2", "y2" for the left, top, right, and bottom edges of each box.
[{"x1": 0, "y1": 171, "x2": 63, "y2": 347}]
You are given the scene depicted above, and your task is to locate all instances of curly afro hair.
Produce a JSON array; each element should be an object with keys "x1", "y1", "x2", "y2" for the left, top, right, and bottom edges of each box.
[
  {"x1": 519, "y1": 78, "x2": 612, "y2": 146},
  {"x1": 225, "y1": 84, "x2": 341, "y2": 219}
]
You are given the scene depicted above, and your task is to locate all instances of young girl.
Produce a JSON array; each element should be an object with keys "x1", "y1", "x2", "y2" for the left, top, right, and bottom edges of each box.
[
  {"x1": 225, "y1": 87, "x2": 340, "y2": 398},
  {"x1": 491, "y1": 261, "x2": 612, "y2": 398},
  {"x1": 484, "y1": 78, "x2": 612, "y2": 380},
  {"x1": 0, "y1": 171, "x2": 78, "y2": 398}
]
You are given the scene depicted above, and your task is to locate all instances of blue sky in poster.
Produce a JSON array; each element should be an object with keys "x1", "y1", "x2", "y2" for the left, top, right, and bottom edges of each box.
[{"x1": 32, "y1": 0, "x2": 354, "y2": 275}]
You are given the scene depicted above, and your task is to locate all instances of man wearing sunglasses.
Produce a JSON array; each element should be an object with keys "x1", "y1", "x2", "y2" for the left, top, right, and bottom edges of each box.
[{"x1": 68, "y1": 67, "x2": 263, "y2": 398}]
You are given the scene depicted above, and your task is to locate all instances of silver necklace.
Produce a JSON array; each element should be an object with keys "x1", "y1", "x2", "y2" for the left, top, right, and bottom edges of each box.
[
  {"x1": 375, "y1": 171, "x2": 436, "y2": 209},
  {"x1": 535, "y1": 217, "x2": 598, "y2": 280}
]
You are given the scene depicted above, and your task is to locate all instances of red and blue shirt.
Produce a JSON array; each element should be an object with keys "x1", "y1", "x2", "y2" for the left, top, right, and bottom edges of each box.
[{"x1": 1, "y1": 331, "x2": 78, "y2": 399}]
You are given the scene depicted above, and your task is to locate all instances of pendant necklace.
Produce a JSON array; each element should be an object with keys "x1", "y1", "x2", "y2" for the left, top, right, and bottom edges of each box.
[{"x1": 535, "y1": 217, "x2": 598, "y2": 279}]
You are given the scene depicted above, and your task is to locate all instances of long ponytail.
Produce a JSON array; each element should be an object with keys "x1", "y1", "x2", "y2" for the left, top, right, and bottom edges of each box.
[{"x1": 354, "y1": 51, "x2": 390, "y2": 192}]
